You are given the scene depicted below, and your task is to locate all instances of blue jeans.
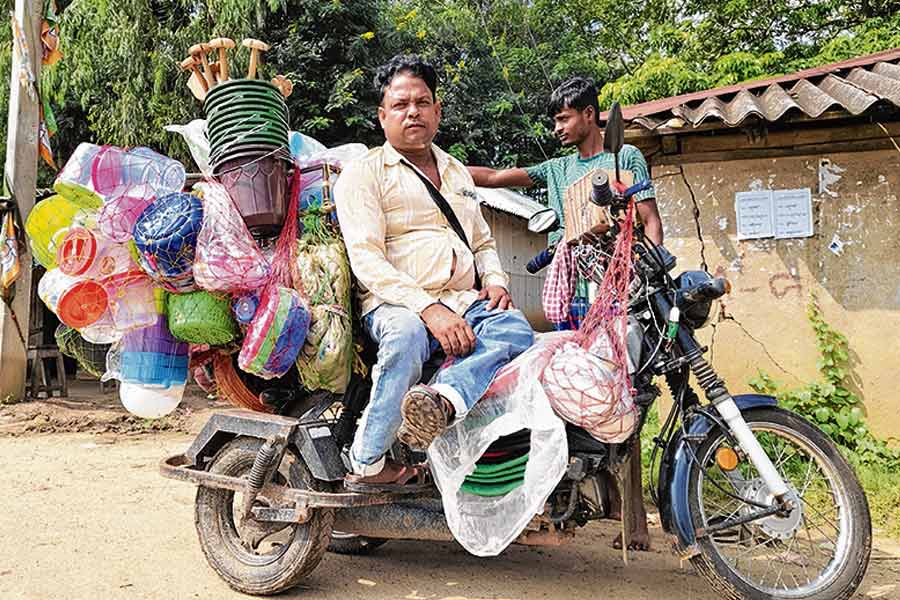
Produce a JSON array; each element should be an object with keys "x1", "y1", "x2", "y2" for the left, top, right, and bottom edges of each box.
[{"x1": 350, "y1": 300, "x2": 534, "y2": 471}]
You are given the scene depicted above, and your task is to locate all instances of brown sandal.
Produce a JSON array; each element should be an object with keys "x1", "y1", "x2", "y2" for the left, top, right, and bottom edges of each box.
[
  {"x1": 398, "y1": 384, "x2": 454, "y2": 450},
  {"x1": 344, "y1": 461, "x2": 431, "y2": 494}
]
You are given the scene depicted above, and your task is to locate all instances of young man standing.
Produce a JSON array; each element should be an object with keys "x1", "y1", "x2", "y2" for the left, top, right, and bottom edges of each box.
[
  {"x1": 469, "y1": 77, "x2": 660, "y2": 550},
  {"x1": 334, "y1": 56, "x2": 534, "y2": 491}
]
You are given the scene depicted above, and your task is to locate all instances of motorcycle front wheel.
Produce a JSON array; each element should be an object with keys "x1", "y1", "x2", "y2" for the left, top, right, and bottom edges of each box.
[
  {"x1": 194, "y1": 436, "x2": 335, "y2": 595},
  {"x1": 687, "y1": 407, "x2": 871, "y2": 600}
]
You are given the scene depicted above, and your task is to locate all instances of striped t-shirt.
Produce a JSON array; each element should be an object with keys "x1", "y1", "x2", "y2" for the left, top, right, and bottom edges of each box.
[{"x1": 525, "y1": 144, "x2": 655, "y2": 298}]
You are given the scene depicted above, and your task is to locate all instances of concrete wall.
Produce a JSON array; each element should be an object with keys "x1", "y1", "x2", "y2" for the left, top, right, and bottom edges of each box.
[
  {"x1": 482, "y1": 207, "x2": 551, "y2": 331},
  {"x1": 652, "y1": 149, "x2": 900, "y2": 439}
]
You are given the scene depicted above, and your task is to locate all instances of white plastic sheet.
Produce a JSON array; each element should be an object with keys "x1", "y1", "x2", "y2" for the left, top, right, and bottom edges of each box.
[{"x1": 427, "y1": 340, "x2": 568, "y2": 557}]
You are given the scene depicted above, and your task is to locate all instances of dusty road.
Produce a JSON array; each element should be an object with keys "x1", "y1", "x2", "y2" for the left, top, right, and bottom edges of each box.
[{"x1": 1, "y1": 431, "x2": 898, "y2": 600}]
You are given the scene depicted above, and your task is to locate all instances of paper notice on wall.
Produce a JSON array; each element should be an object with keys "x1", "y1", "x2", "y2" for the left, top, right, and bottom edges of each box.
[
  {"x1": 773, "y1": 188, "x2": 813, "y2": 239},
  {"x1": 735, "y1": 191, "x2": 774, "y2": 240}
]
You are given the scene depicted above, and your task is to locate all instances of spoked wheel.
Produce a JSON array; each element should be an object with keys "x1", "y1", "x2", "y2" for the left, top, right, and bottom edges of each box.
[
  {"x1": 688, "y1": 407, "x2": 871, "y2": 600},
  {"x1": 194, "y1": 437, "x2": 334, "y2": 595}
]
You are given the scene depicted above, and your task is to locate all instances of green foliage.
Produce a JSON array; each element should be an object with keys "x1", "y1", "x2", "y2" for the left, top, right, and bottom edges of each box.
[
  {"x1": 2, "y1": 0, "x2": 900, "y2": 183},
  {"x1": 749, "y1": 295, "x2": 900, "y2": 469}
]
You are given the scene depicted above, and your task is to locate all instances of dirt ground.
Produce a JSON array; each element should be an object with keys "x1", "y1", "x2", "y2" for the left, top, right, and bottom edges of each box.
[{"x1": 1, "y1": 387, "x2": 899, "y2": 600}]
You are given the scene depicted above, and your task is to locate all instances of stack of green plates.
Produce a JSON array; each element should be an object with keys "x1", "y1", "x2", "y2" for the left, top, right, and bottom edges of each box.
[
  {"x1": 461, "y1": 452, "x2": 529, "y2": 497},
  {"x1": 203, "y1": 79, "x2": 290, "y2": 171}
]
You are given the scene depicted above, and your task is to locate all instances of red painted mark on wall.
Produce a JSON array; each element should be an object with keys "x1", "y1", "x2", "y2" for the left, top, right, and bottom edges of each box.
[{"x1": 768, "y1": 273, "x2": 803, "y2": 298}]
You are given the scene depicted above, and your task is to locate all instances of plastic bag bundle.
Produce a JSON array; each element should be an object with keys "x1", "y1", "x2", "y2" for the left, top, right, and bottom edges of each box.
[
  {"x1": 238, "y1": 159, "x2": 309, "y2": 379},
  {"x1": 427, "y1": 344, "x2": 568, "y2": 557},
  {"x1": 55, "y1": 324, "x2": 110, "y2": 379},
  {"x1": 92, "y1": 146, "x2": 186, "y2": 198},
  {"x1": 167, "y1": 290, "x2": 238, "y2": 345},
  {"x1": 542, "y1": 332, "x2": 637, "y2": 443},
  {"x1": 292, "y1": 237, "x2": 353, "y2": 393},
  {"x1": 193, "y1": 181, "x2": 269, "y2": 292},
  {"x1": 132, "y1": 192, "x2": 203, "y2": 292},
  {"x1": 238, "y1": 285, "x2": 310, "y2": 379}
]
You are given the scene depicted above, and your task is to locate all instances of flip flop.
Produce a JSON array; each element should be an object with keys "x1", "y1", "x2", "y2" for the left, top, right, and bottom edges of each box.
[{"x1": 343, "y1": 464, "x2": 432, "y2": 494}]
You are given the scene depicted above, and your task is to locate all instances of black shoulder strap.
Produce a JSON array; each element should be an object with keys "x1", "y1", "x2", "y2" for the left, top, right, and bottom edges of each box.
[{"x1": 400, "y1": 159, "x2": 481, "y2": 289}]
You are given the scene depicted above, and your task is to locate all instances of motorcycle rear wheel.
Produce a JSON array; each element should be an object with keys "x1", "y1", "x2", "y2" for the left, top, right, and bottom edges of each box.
[
  {"x1": 194, "y1": 436, "x2": 334, "y2": 595},
  {"x1": 687, "y1": 407, "x2": 871, "y2": 600}
]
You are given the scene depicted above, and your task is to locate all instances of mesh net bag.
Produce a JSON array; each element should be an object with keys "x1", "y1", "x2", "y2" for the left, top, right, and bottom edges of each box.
[
  {"x1": 291, "y1": 213, "x2": 355, "y2": 393},
  {"x1": 103, "y1": 272, "x2": 160, "y2": 334},
  {"x1": 98, "y1": 184, "x2": 156, "y2": 242},
  {"x1": 167, "y1": 290, "x2": 238, "y2": 345},
  {"x1": 55, "y1": 324, "x2": 110, "y2": 379},
  {"x1": 193, "y1": 181, "x2": 270, "y2": 293},
  {"x1": 132, "y1": 192, "x2": 203, "y2": 292},
  {"x1": 92, "y1": 146, "x2": 186, "y2": 198},
  {"x1": 238, "y1": 162, "x2": 310, "y2": 379}
]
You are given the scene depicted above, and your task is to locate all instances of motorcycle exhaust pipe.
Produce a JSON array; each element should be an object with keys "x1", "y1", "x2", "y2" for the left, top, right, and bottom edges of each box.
[{"x1": 333, "y1": 501, "x2": 455, "y2": 542}]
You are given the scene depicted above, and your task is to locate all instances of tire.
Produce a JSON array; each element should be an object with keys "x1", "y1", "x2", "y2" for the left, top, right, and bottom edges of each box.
[
  {"x1": 687, "y1": 407, "x2": 871, "y2": 600},
  {"x1": 327, "y1": 531, "x2": 389, "y2": 555},
  {"x1": 194, "y1": 436, "x2": 335, "y2": 595}
]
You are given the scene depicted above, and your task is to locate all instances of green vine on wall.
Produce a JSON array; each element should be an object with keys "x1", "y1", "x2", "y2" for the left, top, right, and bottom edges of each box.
[{"x1": 749, "y1": 294, "x2": 900, "y2": 469}]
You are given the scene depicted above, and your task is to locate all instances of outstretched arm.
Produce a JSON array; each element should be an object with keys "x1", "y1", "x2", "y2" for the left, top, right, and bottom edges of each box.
[{"x1": 468, "y1": 166, "x2": 534, "y2": 189}]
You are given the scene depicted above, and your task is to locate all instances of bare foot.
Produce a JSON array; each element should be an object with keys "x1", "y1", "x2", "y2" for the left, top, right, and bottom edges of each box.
[{"x1": 612, "y1": 528, "x2": 652, "y2": 551}]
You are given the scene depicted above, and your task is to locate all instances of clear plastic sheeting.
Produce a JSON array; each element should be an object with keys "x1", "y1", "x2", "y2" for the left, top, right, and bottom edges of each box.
[{"x1": 427, "y1": 342, "x2": 568, "y2": 557}]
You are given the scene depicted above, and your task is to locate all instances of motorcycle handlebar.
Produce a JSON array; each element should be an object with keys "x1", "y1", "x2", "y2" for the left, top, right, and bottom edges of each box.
[{"x1": 526, "y1": 246, "x2": 556, "y2": 273}]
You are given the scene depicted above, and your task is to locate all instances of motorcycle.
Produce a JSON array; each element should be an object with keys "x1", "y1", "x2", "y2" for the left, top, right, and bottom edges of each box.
[{"x1": 161, "y1": 104, "x2": 871, "y2": 599}]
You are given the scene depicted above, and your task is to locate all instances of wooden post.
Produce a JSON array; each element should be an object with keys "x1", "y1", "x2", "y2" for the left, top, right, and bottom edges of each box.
[{"x1": 0, "y1": 0, "x2": 43, "y2": 401}]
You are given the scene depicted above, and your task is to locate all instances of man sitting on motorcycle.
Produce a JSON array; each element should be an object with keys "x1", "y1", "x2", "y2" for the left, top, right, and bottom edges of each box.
[
  {"x1": 468, "y1": 77, "x2": 661, "y2": 550},
  {"x1": 334, "y1": 55, "x2": 535, "y2": 491}
]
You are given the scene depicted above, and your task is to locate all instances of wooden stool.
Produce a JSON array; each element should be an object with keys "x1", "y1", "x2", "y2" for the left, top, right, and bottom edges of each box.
[{"x1": 26, "y1": 346, "x2": 68, "y2": 399}]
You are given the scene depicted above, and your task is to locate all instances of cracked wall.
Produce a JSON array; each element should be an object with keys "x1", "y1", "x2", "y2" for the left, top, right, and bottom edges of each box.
[{"x1": 654, "y1": 148, "x2": 900, "y2": 439}]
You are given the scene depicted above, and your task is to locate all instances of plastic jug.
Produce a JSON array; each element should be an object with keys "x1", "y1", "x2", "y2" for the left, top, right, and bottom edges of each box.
[{"x1": 93, "y1": 146, "x2": 186, "y2": 197}]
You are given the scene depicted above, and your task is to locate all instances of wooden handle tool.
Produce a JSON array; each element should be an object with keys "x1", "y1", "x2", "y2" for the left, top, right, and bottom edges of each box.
[
  {"x1": 241, "y1": 39, "x2": 271, "y2": 79},
  {"x1": 189, "y1": 43, "x2": 216, "y2": 88},
  {"x1": 180, "y1": 56, "x2": 208, "y2": 99},
  {"x1": 208, "y1": 37, "x2": 235, "y2": 81},
  {"x1": 271, "y1": 74, "x2": 294, "y2": 98}
]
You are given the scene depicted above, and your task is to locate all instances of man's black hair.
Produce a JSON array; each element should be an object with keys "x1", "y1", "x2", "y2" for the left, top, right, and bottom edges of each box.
[
  {"x1": 374, "y1": 55, "x2": 438, "y2": 103},
  {"x1": 548, "y1": 77, "x2": 600, "y2": 124}
]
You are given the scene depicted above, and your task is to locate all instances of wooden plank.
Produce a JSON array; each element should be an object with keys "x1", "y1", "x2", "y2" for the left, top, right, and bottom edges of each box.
[
  {"x1": 650, "y1": 138, "x2": 900, "y2": 166},
  {"x1": 1, "y1": 0, "x2": 43, "y2": 401},
  {"x1": 678, "y1": 120, "x2": 900, "y2": 155}
]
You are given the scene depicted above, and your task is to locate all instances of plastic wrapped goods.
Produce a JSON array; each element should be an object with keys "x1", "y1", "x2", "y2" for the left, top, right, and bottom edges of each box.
[
  {"x1": 427, "y1": 341, "x2": 568, "y2": 557},
  {"x1": 25, "y1": 194, "x2": 83, "y2": 268},
  {"x1": 292, "y1": 237, "x2": 354, "y2": 393},
  {"x1": 238, "y1": 285, "x2": 310, "y2": 379},
  {"x1": 192, "y1": 181, "x2": 269, "y2": 293}
]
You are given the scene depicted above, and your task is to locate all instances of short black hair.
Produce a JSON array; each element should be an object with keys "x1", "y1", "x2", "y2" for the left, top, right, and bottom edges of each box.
[
  {"x1": 548, "y1": 77, "x2": 600, "y2": 124},
  {"x1": 374, "y1": 55, "x2": 438, "y2": 103}
]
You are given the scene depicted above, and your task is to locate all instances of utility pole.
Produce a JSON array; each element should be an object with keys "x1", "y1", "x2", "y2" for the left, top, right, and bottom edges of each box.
[{"x1": 0, "y1": 0, "x2": 43, "y2": 400}]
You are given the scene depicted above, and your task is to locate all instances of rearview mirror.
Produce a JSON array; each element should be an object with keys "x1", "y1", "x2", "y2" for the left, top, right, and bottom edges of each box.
[
  {"x1": 527, "y1": 208, "x2": 559, "y2": 234},
  {"x1": 603, "y1": 102, "x2": 624, "y2": 156}
]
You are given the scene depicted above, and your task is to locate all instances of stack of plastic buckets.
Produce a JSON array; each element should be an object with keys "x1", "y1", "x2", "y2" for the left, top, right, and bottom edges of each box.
[
  {"x1": 461, "y1": 429, "x2": 531, "y2": 497},
  {"x1": 204, "y1": 79, "x2": 292, "y2": 236}
]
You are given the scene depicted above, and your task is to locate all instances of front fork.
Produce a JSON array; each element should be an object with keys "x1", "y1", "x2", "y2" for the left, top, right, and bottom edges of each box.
[
  {"x1": 656, "y1": 289, "x2": 790, "y2": 504},
  {"x1": 688, "y1": 352, "x2": 790, "y2": 502}
]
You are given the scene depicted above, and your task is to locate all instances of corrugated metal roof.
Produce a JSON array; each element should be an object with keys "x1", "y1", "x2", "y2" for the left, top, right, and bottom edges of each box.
[
  {"x1": 603, "y1": 48, "x2": 900, "y2": 131},
  {"x1": 475, "y1": 187, "x2": 545, "y2": 220}
]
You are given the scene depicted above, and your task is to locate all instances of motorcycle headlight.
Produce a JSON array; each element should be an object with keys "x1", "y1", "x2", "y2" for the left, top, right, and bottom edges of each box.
[{"x1": 675, "y1": 271, "x2": 714, "y2": 329}]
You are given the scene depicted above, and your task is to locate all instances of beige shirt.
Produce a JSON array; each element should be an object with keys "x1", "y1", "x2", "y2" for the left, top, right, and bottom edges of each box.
[{"x1": 334, "y1": 142, "x2": 509, "y2": 316}]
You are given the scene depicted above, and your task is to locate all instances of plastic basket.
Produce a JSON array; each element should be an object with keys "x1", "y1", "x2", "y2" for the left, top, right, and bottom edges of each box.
[
  {"x1": 167, "y1": 290, "x2": 238, "y2": 345},
  {"x1": 116, "y1": 316, "x2": 189, "y2": 387},
  {"x1": 55, "y1": 324, "x2": 110, "y2": 379},
  {"x1": 54, "y1": 142, "x2": 106, "y2": 208},
  {"x1": 212, "y1": 353, "x2": 272, "y2": 413},
  {"x1": 133, "y1": 191, "x2": 203, "y2": 282},
  {"x1": 103, "y1": 273, "x2": 159, "y2": 333},
  {"x1": 25, "y1": 195, "x2": 82, "y2": 268}
]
